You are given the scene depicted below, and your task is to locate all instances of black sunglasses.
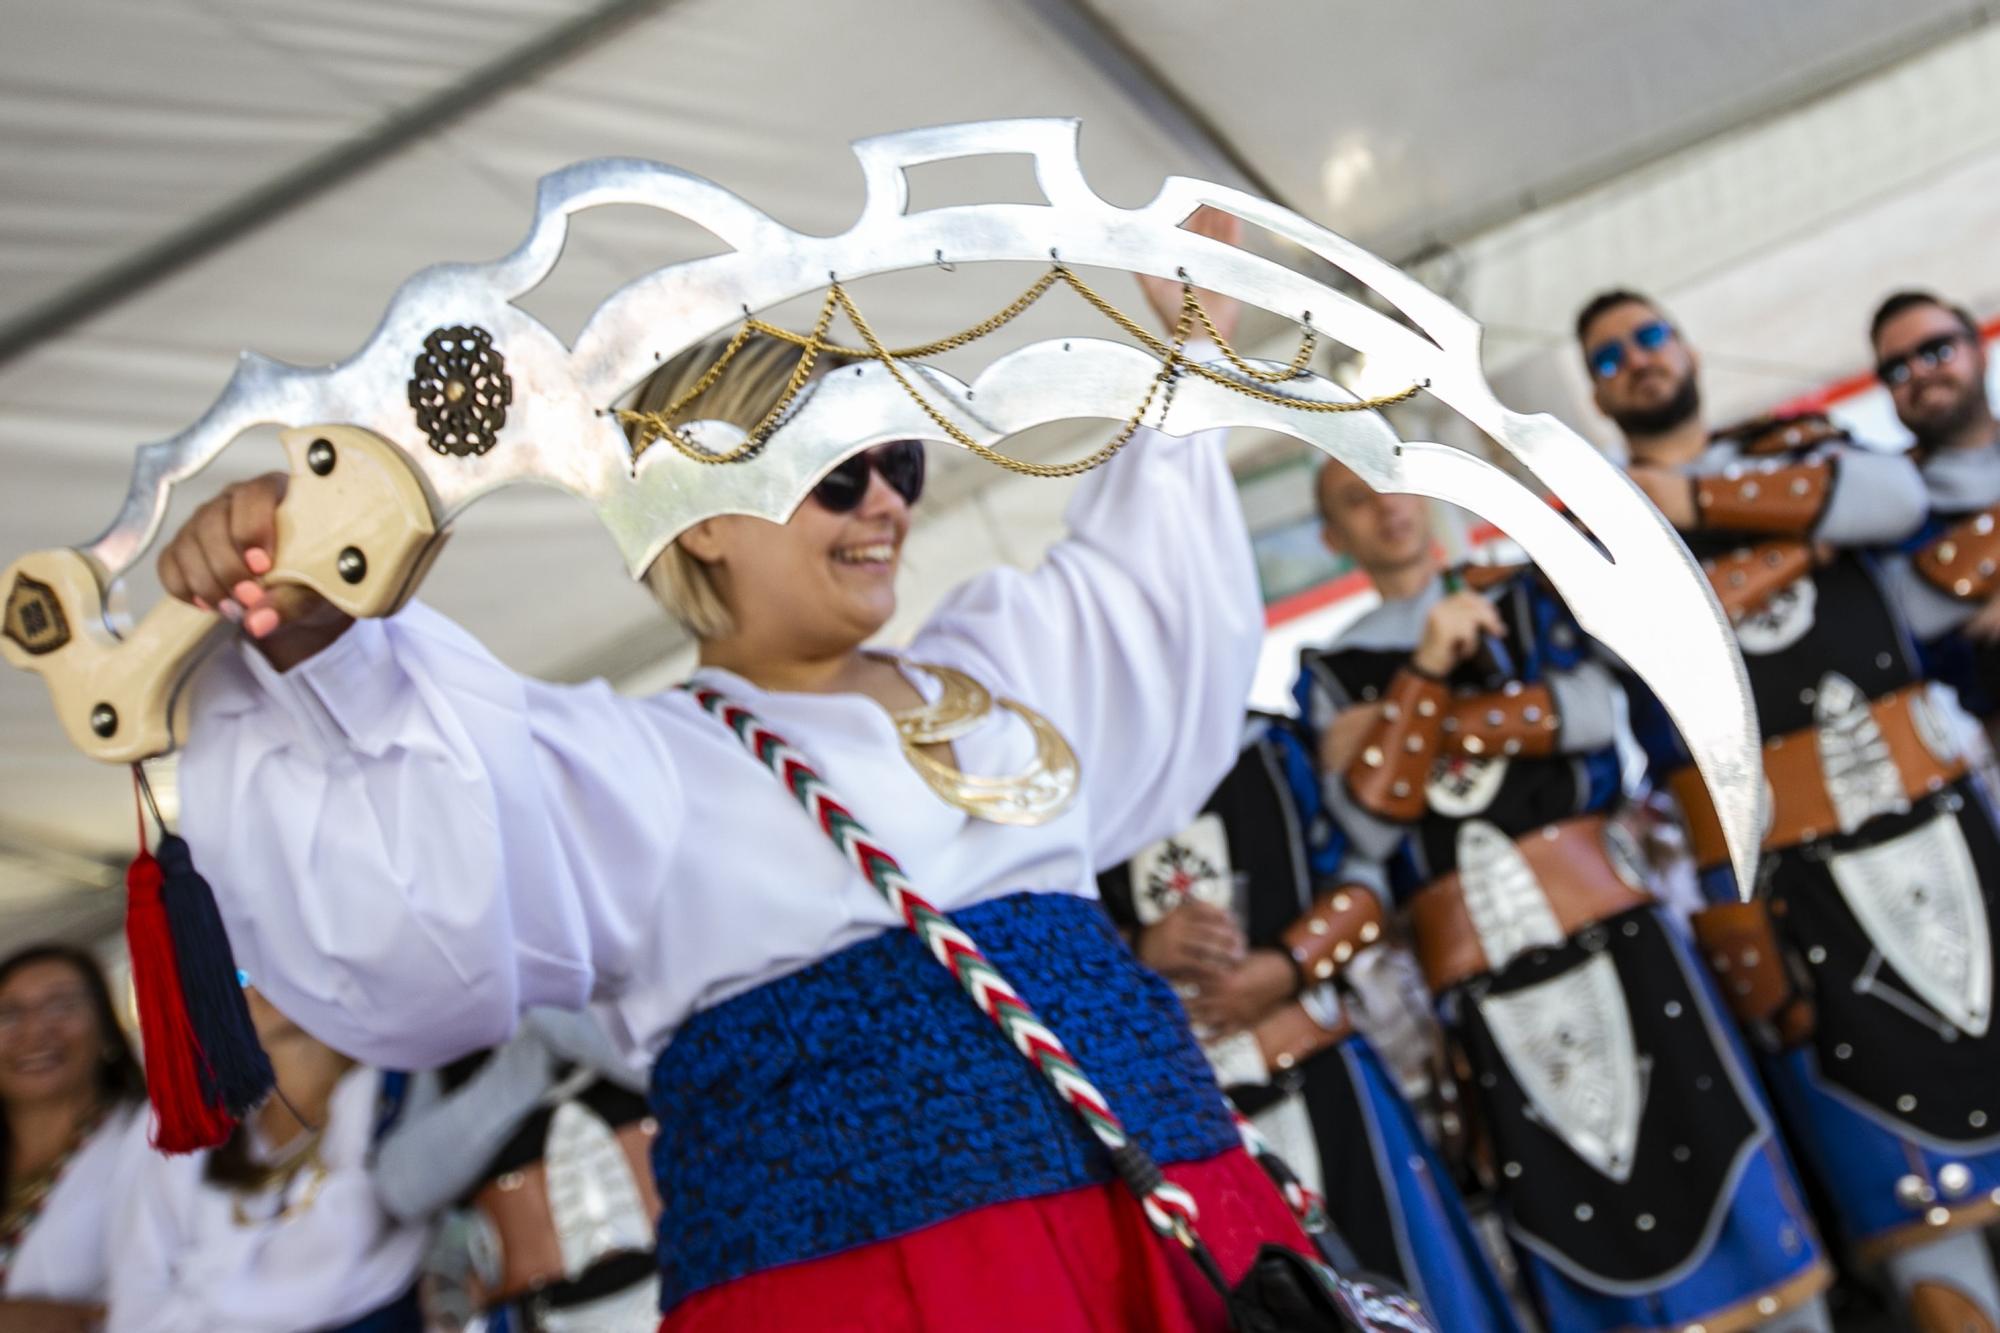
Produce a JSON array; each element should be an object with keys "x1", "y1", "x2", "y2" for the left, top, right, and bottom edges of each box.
[
  {"x1": 1877, "y1": 333, "x2": 1967, "y2": 388},
  {"x1": 812, "y1": 441, "x2": 926, "y2": 513},
  {"x1": 1586, "y1": 320, "x2": 1675, "y2": 381}
]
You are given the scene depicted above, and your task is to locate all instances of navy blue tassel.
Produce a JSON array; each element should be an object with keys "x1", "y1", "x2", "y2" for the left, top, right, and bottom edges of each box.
[{"x1": 155, "y1": 833, "x2": 274, "y2": 1118}]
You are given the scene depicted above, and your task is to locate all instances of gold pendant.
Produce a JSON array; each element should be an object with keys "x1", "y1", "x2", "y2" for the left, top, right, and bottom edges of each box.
[
  {"x1": 229, "y1": 1136, "x2": 329, "y2": 1227},
  {"x1": 891, "y1": 658, "x2": 992, "y2": 745},
  {"x1": 888, "y1": 660, "x2": 1080, "y2": 826}
]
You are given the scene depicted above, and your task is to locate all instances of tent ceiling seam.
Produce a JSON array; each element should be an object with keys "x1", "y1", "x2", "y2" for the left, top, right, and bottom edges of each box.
[
  {"x1": 0, "y1": 0, "x2": 685, "y2": 370},
  {"x1": 1016, "y1": 0, "x2": 1298, "y2": 211}
]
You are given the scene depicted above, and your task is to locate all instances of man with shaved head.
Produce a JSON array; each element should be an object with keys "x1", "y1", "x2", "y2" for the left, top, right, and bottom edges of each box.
[
  {"x1": 1579, "y1": 289, "x2": 2000, "y2": 1330},
  {"x1": 1295, "y1": 457, "x2": 1834, "y2": 1331}
]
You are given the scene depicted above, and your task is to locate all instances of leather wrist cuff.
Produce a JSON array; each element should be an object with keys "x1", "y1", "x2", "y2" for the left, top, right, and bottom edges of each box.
[
  {"x1": 1916, "y1": 505, "x2": 2000, "y2": 602},
  {"x1": 1442, "y1": 682, "x2": 1559, "y2": 759},
  {"x1": 1734, "y1": 414, "x2": 1845, "y2": 457},
  {"x1": 1703, "y1": 541, "x2": 1814, "y2": 624},
  {"x1": 1281, "y1": 885, "x2": 1386, "y2": 984},
  {"x1": 1668, "y1": 681, "x2": 1968, "y2": 869},
  {"x1": 1694, "y1": 460, "x2": 1831, "y2": 536},
  {"x1": 1254, "y1": 1000, "x2": 1353, "y2": 1074},
  {"x1": 1344, "y1": 668, "x2": 1448, "y2": 821},
  {"x1": 1690, "y1": 902, "x2": 1813, "y2": 1048}
]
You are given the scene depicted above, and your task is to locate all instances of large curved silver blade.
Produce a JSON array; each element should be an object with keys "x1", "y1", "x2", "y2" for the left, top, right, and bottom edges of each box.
[{"x1": 39, "y1": 118, "x2": 1761, "y2": 889}]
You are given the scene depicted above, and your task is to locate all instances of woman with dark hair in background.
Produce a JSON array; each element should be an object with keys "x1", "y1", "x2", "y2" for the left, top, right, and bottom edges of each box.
[{"x1": 0, "y1": 943, "x2": 145, "y2": 1331}]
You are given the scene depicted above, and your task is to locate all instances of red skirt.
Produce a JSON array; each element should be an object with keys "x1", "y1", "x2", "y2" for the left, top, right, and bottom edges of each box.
[{"x1": 659, "y1": 1147, "x2": 1308, "y2": 1332}]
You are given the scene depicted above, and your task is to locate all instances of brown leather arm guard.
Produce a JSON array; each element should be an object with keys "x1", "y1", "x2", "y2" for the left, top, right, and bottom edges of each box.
[
  {"x1": 1916, "y1": 504, "x2": 2000, "y2": 601},
  {"x1": 1690, "y1": 901, "x2": 1814, "y2": 1048},
  {"x1": 1281, "y1": 884, "x2": 1386, "y2": 984},
  {"x1": 1731, "y1": 413, "x2": 1846, "y2": 457},
  {"x1": 1442, "y1": 681, "x2": 1560, "y2": 759},
  {"x1": 1343, "y1": 668, "x2": 1448, "y2": 822},
  {"x1": 1702, "y1": 541, "x2": 1814, "y2": 624},
  {"x1": 1457, "y1": 561, "x2": 1526, "y2": 592},
  {"x1": 1694, "y1": 459, "x2": 1833, "y2": 536}
]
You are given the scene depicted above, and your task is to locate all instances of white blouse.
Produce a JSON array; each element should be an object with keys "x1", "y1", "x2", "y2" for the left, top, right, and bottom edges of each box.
[
  {"x1": 2, "y1": 1100, "x2": 139, "y2": 1301},
  {"x1": 107, "y1": 1067, "x2": 430, "y2": 1332},
  {"x1": 177, "y1": 422, "x2": 1260, "y2": 1068}
]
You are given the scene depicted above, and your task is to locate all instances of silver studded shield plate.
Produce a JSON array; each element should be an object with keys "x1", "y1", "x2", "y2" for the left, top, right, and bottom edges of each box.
[
  {"x1": 1455, "y1": 819, "x2": 1565, "y2": 975},
  {"x1": 1814, "y1": 673, "x2": 1906, "y2": 836},
  {"x1": 544, "y1": 1100, "x2": 657, "y2": 1280},
  {"x1": 1829, "y1": 811, "x2": 1992, "y2": 1038},
  {"x1": 1477, "y1": 953, "x2": 1646, "y2": 1182}
]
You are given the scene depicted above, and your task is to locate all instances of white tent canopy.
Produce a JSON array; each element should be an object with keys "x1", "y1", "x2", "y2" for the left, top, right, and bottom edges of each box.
[{"x1": 6, "y1": 0, "x2": 2000, "y2": 937}]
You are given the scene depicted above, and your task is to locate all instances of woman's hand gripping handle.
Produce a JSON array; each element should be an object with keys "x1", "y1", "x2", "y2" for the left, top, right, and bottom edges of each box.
[{"x1": 1, "y1": 425, "x2": 439, "y2": 763}]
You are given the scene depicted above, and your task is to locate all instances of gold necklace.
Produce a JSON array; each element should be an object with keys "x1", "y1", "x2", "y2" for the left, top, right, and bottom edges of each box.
[
  {"x1": 886, "y1": 660, "x2": 1080, "y2": 826},
  {"x1": 229, "y1": 1133, "x2": 329, "y2": 1227},
  {"x1": 891, "y1": 660, "x2": 992, "y2": 745},
  {"x1": 1, "y1": 1101, "x2": 104, "y2": 1244}
]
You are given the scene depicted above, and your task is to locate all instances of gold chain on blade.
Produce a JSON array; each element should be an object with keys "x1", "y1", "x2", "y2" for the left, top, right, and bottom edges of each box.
[
  {"x1": 826, "y1": 276, "x2": 1195, "y2": 479},
  {"x1": 616, "y1": 263, "x2": 1423, "y2": 475}
]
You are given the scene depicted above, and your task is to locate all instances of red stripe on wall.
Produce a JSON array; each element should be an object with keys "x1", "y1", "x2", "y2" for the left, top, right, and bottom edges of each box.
[
  {"x1": 1263, "y1": 569, "x2": 1374, "y2": 627},
  {"x1": 1773, "y1": 313, "x2": 2000, "y2": 416}
]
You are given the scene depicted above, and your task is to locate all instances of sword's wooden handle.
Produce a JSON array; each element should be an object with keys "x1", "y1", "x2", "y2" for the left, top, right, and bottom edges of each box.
[{"x1": 1, "y1": 426, "x2": 438, "y2": 764}]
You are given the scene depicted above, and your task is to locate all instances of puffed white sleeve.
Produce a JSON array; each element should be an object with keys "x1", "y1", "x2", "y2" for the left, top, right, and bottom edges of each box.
[
  {"x1": 1816, "y1": 445, "x2": 1929, "y2": 546},
  {"x1": 912, "y1": 409, "x2": 1261, "y2": 868},
  {"x1": 177, "y1": 602, "x2": 685, "y2": 1068}
]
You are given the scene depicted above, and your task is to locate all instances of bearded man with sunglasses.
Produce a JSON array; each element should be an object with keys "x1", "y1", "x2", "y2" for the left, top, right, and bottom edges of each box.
[
  {"x1": 1578, "y1": 289, "x2": 2000, "y2": 1332},
  {"x1": 1871, "y1": 292, "x2": 2000, "y2": 723}
]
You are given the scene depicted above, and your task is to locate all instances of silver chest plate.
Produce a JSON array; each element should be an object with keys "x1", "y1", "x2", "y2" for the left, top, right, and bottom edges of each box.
[
  {"x1": 1427, "y1": 753, "x2": 1510, "y2": 818},
  {"x1": 1828, "y1": 811, "x2": 1992, "y2": 1038},
  {"x1": 1459, "y1": 819, "x2": 1645, "y2": 1181},
  {"x1": 545, "y1": 1101, "x2": 656, "y2": 1281},
  {"x1": 1814, "y1": 672, "x2": 1908, "y2": 835},
  {"x1": 1735, "y1": 576, "x2": 1817, "y2": 656},
  {"x1": 1456, "y1": 819, "x2": 1564, "y2": 973},
  {"x1": 1129, "y1": 812, "x2": 1234, "y2": 925},
  {"x1": 1478, "y1": 952, "x2": 1645, "y2": 1182}
]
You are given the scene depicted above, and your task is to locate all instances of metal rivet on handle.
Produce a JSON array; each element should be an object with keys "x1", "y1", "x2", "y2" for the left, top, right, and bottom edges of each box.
[
  {"x1": 307, "y1": 438, "x2": 336, "y2": 476},
  {"x1": 337, "y1": 547, "x2": 367, "y2": 584}
]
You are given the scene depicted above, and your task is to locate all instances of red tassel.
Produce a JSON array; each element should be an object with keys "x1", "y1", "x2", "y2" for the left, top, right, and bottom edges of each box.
[{"x1": 127, "y1": 849, "x2": 235, "y2": 1153}]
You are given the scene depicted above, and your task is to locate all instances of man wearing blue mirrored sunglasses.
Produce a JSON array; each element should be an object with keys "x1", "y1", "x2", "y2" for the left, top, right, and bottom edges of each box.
[
  {"x1": 1580, "y1": 304, "x2": 1704, "y2": 460},
  {"x1": 1578, "y1": 288, "x2": 2000, "y2": 1331},
  {"x1": 1586, "y1": 316, "x2": 1677, "y2": 385}
]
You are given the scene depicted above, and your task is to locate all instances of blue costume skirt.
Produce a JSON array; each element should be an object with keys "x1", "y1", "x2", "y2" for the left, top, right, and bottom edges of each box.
[
  {"x1": 1329, "y1": 1035, "x2": 1523, "y2": 1332},
  {"x1": 1764, "y1": 1045, "x2": 2000, "y2": 1261}
]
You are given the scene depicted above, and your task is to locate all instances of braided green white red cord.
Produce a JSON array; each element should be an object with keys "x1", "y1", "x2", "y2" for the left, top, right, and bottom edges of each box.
[
  {"x1": 1232, "y1": 1108, "x2": 1329, "y2": 1233},
  {"x1": 690, "y1": 686, "x2": 1201, "y2": 1240}
]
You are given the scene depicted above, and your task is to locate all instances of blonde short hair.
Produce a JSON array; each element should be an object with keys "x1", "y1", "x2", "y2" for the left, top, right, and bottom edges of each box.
[{"x1": 624, "y1": 333, "x2": 848, "y2": 640}]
